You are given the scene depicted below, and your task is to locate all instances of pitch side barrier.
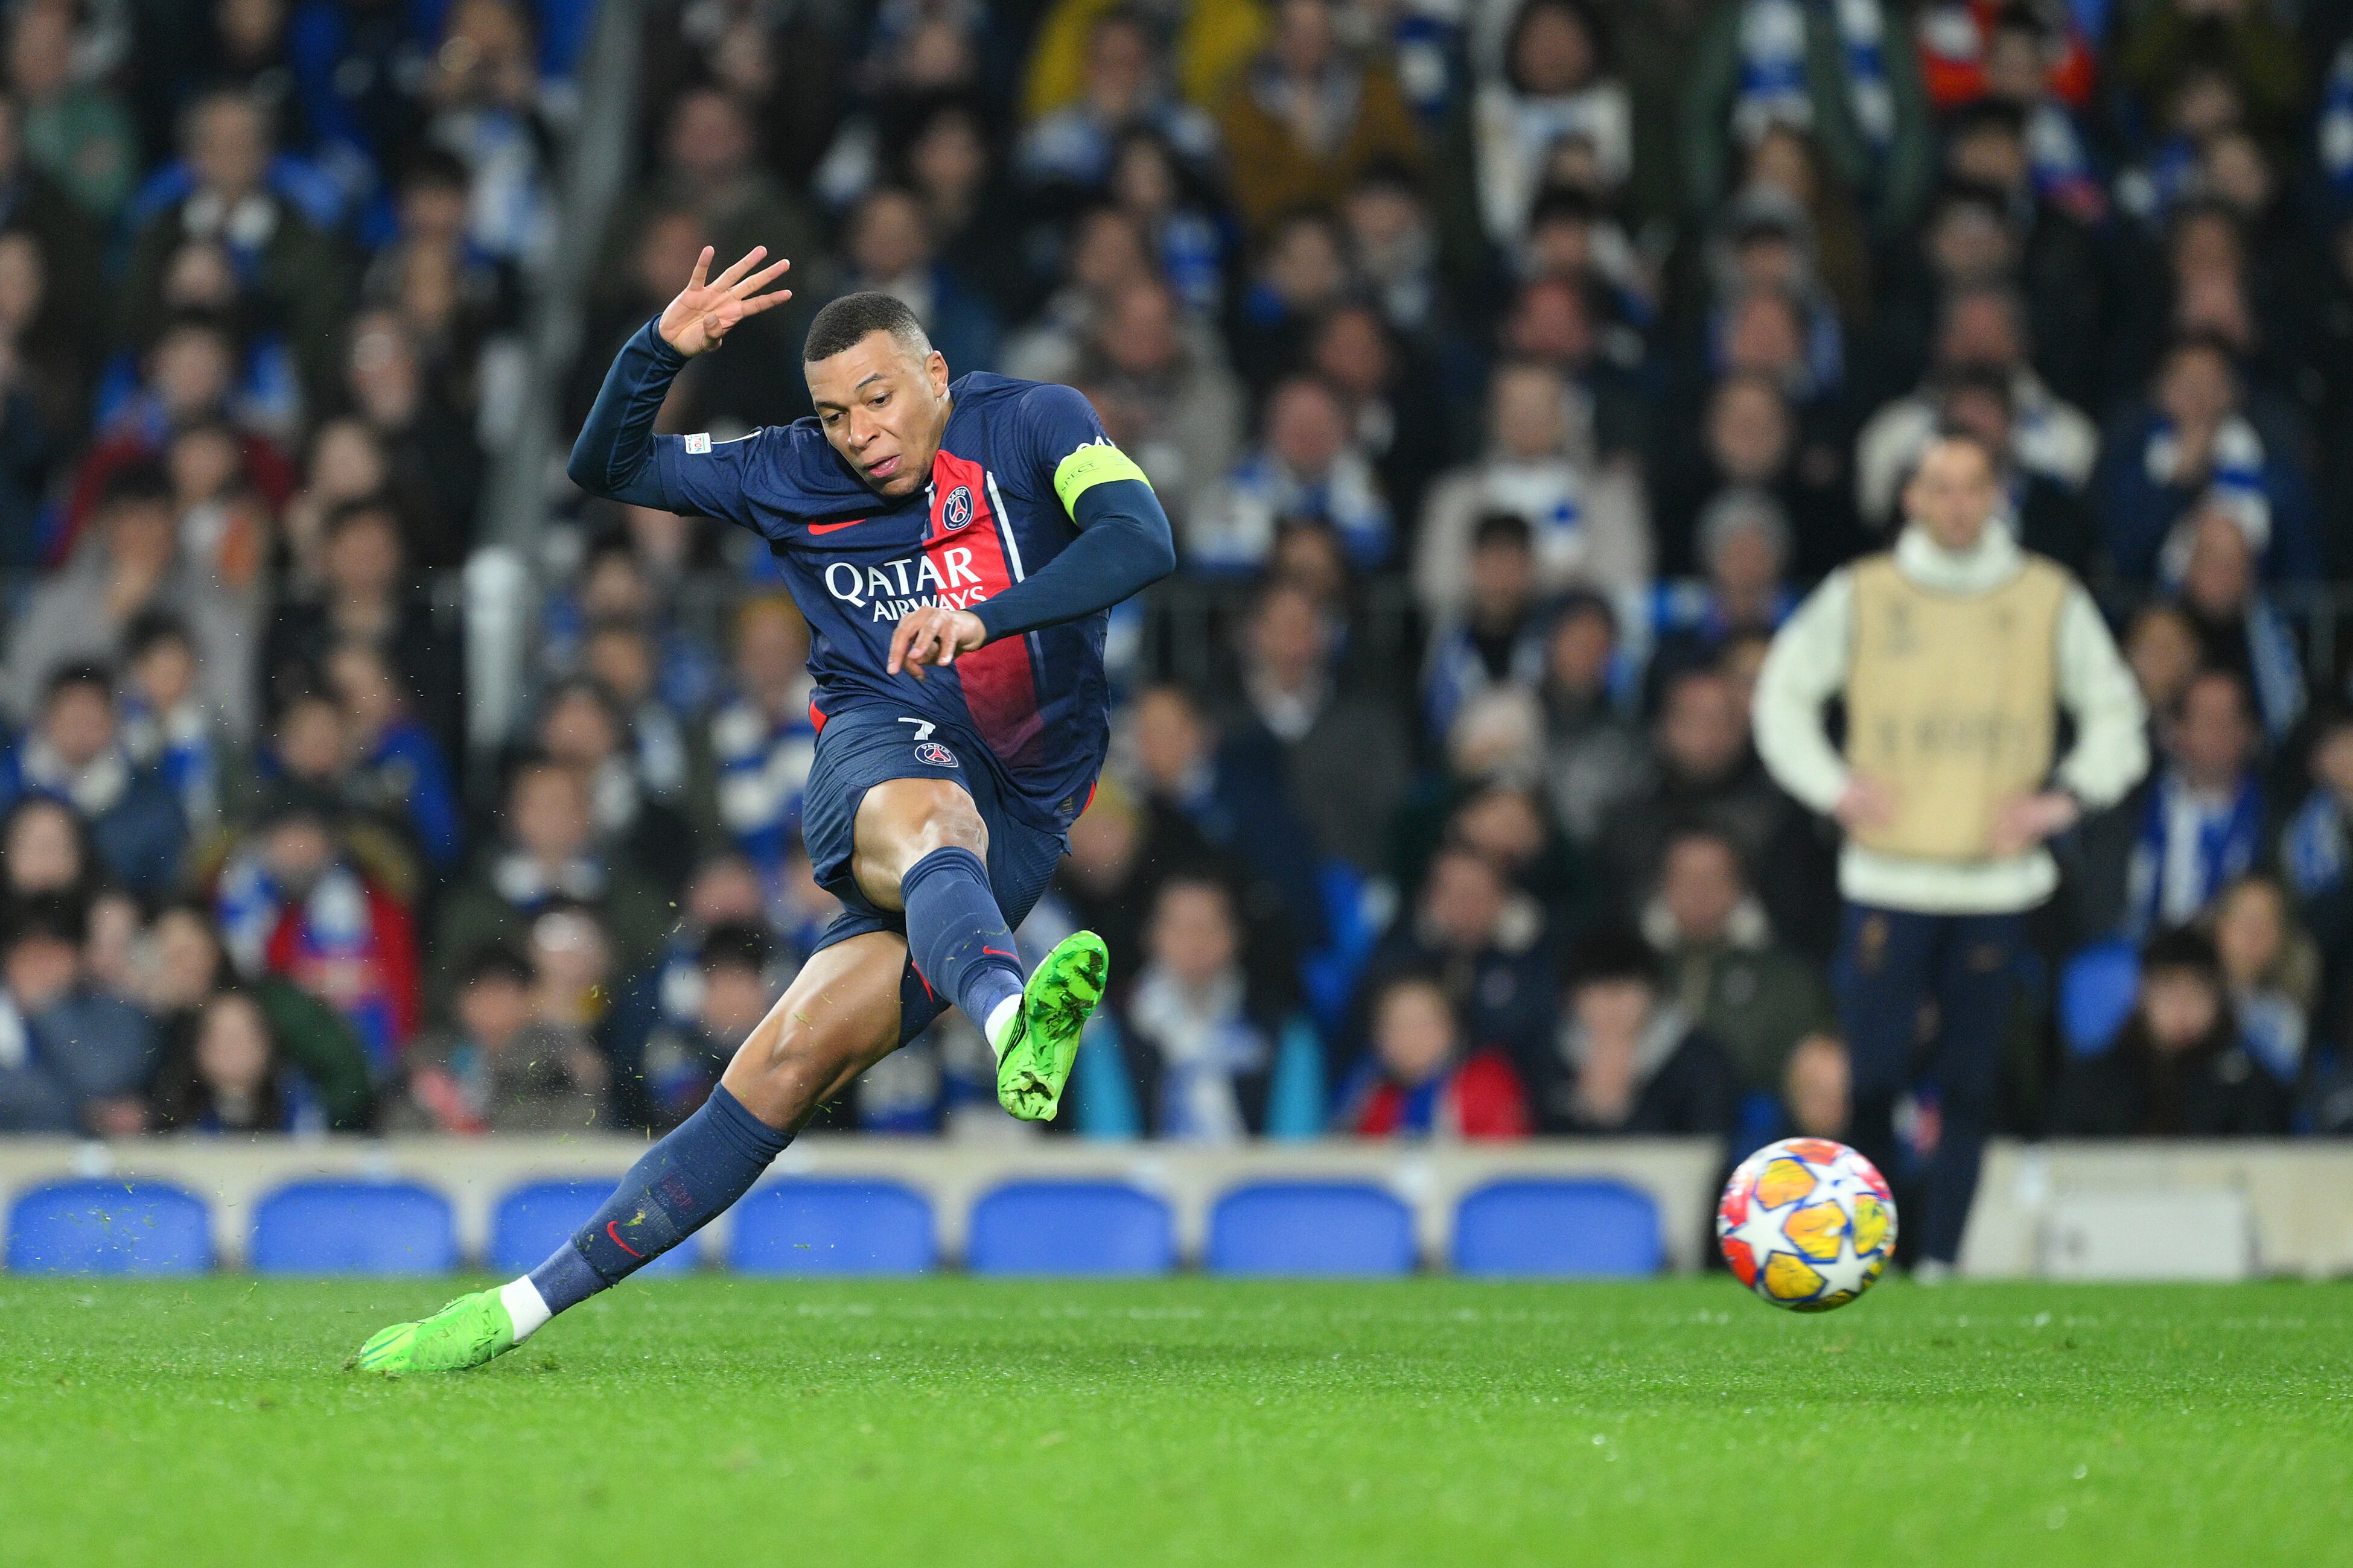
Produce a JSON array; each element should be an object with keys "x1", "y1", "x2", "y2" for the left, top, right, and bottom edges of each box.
[{"x1": 2, "y1": 1137, "x2": 2349, "y2": 1278}]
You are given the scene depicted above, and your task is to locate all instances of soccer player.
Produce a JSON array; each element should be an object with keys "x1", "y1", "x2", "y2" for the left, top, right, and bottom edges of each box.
[{"x1": 354, "y1": 246, "x2": 1176, "y2": 1373}]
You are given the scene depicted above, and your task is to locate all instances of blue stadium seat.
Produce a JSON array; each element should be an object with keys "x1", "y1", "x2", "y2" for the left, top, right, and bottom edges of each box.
[
  {"x1": 1451, "y1": 1179, "x2": 1663, "y2": 1278},
  {"x1": 1206, "y1": 1181, "x2": 1416, "y2": 1277},
  {"x1": 2060, "y1": 939, "x2": 2141, "y2": 1057},
  {"x1": 6, "y1": 1179, "x2": 213, "y2": 1275},
  {"x1": 489, "y1": 1180, "x2": 698, "y2": 1278},
  {"x1": 249, "y1": 1180, "x2": 458, "y2": 1275},
  {"x1": 731, "y1": 1179, "x2": 937, "y2": 1275},
  {"x1": 966, "y1": 1181, "x2": 1174, "y2": 1277}
]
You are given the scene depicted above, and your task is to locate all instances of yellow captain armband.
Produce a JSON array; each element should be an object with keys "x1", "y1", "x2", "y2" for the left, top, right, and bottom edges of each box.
[{"x1": 1052, "y1": 441, "x2": 1152, "y2": 515}]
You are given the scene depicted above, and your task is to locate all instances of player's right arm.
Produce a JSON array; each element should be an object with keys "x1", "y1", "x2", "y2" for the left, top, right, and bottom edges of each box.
[{"x1": 566, "y1": 246, "x2": 794, "y2": 518}]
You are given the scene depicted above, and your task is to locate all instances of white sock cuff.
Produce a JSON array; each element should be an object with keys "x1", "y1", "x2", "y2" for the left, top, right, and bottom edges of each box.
[
  {"x1": 500, "y1": 1275, "x2": 553, "y2": 1342},
  {"x1": 985, "y1": 992, "x2": 1022, "y2": 1056}
]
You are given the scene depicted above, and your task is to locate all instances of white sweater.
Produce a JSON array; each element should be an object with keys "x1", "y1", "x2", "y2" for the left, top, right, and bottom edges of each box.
[{"x1": 1753, "y1": 525, "x2": 2149, "y2": 913}]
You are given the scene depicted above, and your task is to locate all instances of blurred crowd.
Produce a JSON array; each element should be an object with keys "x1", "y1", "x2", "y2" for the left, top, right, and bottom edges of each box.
[{"x1": 2, "y1": 0, "x2": 2353, "y2": 1174}]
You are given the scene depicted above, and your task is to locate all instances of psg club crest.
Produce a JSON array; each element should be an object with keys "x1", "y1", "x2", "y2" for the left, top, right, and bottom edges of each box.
[
  {"x1": 942, "y1": 485, "x2": 973, "y2": 530},
  {"x1": 914, "y1": 740, "x2": 958, "y2": 767}
]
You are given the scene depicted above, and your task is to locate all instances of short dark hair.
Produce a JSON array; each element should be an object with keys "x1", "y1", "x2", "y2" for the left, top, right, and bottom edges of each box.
[
  {"x1": 461, "y1": 941, "x2": 534, "y2": 990},
  {"x1": 43, "y1": 662, "x2": 112, "y2": 705},
  {"x1": 98, "y1": 459, "x2": 172, "y2": 513},
  {"x1": 2140, "y1": 925, "x2": 2222, "y2": 983},
  {"x1": 5, "y1": 890, "x2": 88, "y2": 951},
  {"x1": 1471, "y1": 511, "x2": 1535, "y2": 554},
  {"x1": 1567, "y1": 922, "x2": 1662, "y2": 992},
  {"x1": 325, "y1": 495, "x2": 401, "y2": 538},
  {"x1": 400, "y1": 145, "x2": 471, "y2": 195},
  {"x1": 699, "y1": 921, "x2": 773, "y2": 974},
  {"x1": 803, "y1": 291, "x2": 931, "y2": 363},
  {"x1": 125, "y1": 609, "x2": 195, "y2": 662},
  {"x1": 1923, "y1": 419, "x2": 2003, "y2": 473}
]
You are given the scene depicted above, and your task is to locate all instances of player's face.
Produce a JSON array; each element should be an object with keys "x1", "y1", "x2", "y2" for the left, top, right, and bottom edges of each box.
[{"x1": 806, "y1": 331, "x2": 953, "y2": 499}]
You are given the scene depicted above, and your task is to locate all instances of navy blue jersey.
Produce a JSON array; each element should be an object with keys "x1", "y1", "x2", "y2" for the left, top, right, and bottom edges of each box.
[{"x1": 643, "y1": 373, "x2": 1125, "y2": 830}]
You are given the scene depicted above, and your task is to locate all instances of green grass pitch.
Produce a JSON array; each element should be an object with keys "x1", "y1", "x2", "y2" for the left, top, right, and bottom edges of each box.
[{"x1": 5, "y1": 1276, "x2": 2349, "y2": 1566}]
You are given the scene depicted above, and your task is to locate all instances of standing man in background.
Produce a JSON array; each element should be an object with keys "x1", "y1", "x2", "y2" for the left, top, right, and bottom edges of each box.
[{"x1": 1753, "y1": 427, "x2": 2147, "y2": 1274}]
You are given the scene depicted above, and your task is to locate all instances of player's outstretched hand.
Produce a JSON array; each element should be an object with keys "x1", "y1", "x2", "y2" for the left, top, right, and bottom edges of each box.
[
  {"x1": 889, "y1": 606, "x2": 987, "y2": 680},
  {"x1": 658, "y1": 245, "x2": 794, "y2": 358}
]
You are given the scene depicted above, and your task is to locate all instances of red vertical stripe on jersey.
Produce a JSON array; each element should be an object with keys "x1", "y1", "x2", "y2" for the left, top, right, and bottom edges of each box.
[{"x1": 928, "y1": 451, "x2": 1042, "y2": 765}]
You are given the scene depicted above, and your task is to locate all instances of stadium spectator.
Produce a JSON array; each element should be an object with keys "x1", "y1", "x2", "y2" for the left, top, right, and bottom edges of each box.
[
  {"x1": 1593, "y1": 664, "x2": 1816, "y2": 939},
  {"x1": 261, "y1": 495, "x2": 464, "y2": 752},
  {"x1": 2080, "y1": 667, "x2": 2265, "y2": 942},
  {"x1": 1334, "y1": 971, "x2": 1530, "y2": 1138},
  {"x1": 2170, "y1": 501, "x2": 2306, "y2": 743},
  {"x1": 1194, "y1": 373, "x2": 1392, "y2": 573},
  {"x1": 2094, "y1": 334, "x2": 2319, "y2": 585},
  {"x1": 1304, "y1": 300, "x2": 1454, "y2": 525},
  {"x1": 1421, "y1": 511, "x2": 1547, "y2": 744},
  {"x1": 1525, "y1": 922, "x2": 1737, "y2": 1136},
  {"x1": 323, "y1": 638, "x2": 463, "y2": 875},
  {"x1": 579, "y1": 617, "x2": 692, "y2": 807},
  {"x1": 1778, "y1": 1032, "x2": 1850, "y2": 1141},
  {"x1": 1215, "y1": 0, "x2": 1422, "y2": 236},
  {"x1": 1221, "y1": 576, "x2": 1409, "y2": 878},
  {"x1": 1415, "y1": 360, "x2": 1649, "y2": 618},
  {"x1": 1017, "y1": 9, "x2": 1219, "y2": 191},
  {"x1": 431, "y1": 755, "x2": 669, "y2": 1013},
  {"x1": 707, "y1": 595, "x2": 817, "y2": 881},
  {"x1": 532, "y1": 676, "x2": 695, "y2": 894},
  {"x1": 389, "y1": 942, "x2": 608, "y2": 1134},
  {"x1": 8, "y1": 0, "x2": 137, "y2": 224},
  {"x1": 1127, "y1": 681, "x2": 1326, "y2": 948},
  {"x1": 1066, "y1": 276, "x2": 1242, "y2": 525},
  {"x1": 118, "y1": 611, "x2": 224, "y2": 832},
  {"x1": 0, "y1": 892, "x2": 154, "y2": 1134},
  {"x1": 337, "y1": 309, "x2": 481, "y2": 564},
  {"x1": 123, "y1": 90, "x2": 349, "y2": 402},
  {"x1": 1651, "y1": 372, "x2": 1852, "y2": 581},
  {"x1": 215, "y1": 792, "x2": 420, "y2": 1076},
  {"x1": 1851, "y1": 285, "x2": 2097, "y2": 533},
  {"x1": 640, "y1": 922, "x2": 774, "y2": 1129},
  {"x1": 1357, "y1": 843, "x2": 1555, "y2": 1068},
  {"x1": 1756, "y1": 427, "x2": 2146, "y2": 1269},
  {"x1": 833, "y1": 185, "x2": 1001, "y2": 376},
  {"x1": 2208, "y1": 874, "x2": 2314, "y2": 1088},
  {"x1": 1643, "y1": 825, "x2": 1829, "y2": 1097},
  {"x1": 2050, "y1": 926, "x2": 2291, "y2": 1137},
  {"x1": 1465, "y1": 0, "x2": 1631, "y2": 250},
  {"x1": 1101, "y1": 873, "x2": 1322, "y2": 1140},
  {"x1": 148, "y1": 988, "x2": 315, "y2": 1134},
  {"x1": 0, "y1": 664, "x2": 185, "y2": 895},
  {"x1": 5, "y1": 460, "x2": 257, "y2": 738},
  {"x1": 137, "y1": 900, "x2": 374, "y2": 1131},
  {"x1": 1537, "y1": 591, "x2": 1650, "y2": 846},
  {"x1": 1639, "y1": 487, "x2": 1795, "y2": 704},
  {"x1": 0, "y1": 793, "x2": 95, "y2": 904}
]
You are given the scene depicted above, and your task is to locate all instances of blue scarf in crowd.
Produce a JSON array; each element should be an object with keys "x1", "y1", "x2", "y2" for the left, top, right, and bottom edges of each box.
[
  {"x1": 2125, "y1": 770, "x2": 2264, "y2": 938},
  {"x1": 1734, "y1": 0, "x2": 1895, "y2": 160}
]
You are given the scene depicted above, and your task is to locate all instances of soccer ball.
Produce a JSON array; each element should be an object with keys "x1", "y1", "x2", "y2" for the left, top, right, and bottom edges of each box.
[{"x1": 1716, "y1": 1138, "x2": 1897, "y2": 1312}]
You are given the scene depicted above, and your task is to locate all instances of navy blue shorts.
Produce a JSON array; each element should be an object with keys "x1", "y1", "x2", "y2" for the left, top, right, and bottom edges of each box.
[{"x1": 800, "y1": 702, "x2": 1072, "y2": 1042}]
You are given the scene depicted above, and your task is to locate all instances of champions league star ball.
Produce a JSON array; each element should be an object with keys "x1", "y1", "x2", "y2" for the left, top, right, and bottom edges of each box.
[{"x1": 1716, "y1": 1138, "x2": 1897, "y2": 1312}]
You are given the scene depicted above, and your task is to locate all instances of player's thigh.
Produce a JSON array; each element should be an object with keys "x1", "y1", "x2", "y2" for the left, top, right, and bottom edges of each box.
[
  {"x1": 846, "y1": 775, "x2": 990, "y2": 910},
  {"x1": 721, "y1": 931, "x2": 910, "y2": 1130}
]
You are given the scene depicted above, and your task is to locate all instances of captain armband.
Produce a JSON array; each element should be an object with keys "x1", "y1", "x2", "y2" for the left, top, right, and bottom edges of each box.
[{"x1": 1052, "y1": 442, "x2": 1152, "y2": 515}]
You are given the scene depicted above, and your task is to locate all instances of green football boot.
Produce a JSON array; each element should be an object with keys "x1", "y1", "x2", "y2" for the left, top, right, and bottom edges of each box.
[
  {"x1": 995, "y1": 930, "x2": 1109, "y2": 1122},
  {"x1": 349, "y1": 1287, "x2": 517, "y2": 1376}
]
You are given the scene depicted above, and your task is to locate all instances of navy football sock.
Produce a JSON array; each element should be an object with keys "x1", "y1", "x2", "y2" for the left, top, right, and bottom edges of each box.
[
  {"x1": 900, "y1": 845, "x2": 1026, "y2": 1043},
  {"x1": 528, "y1": 1085, "x2": 791, "y2": 1315}
]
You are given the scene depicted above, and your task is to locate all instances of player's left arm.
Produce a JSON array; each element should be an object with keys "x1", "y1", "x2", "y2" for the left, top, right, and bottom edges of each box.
[{"x1": 891, "y1": 386, "x2": 1176, "y2": 676}]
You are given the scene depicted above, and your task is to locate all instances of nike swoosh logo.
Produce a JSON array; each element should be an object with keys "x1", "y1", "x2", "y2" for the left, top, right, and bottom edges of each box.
[
  {"x1": 809, "y1": 519, "x2": 865, "y2": 535},
  {"x1": 982, "y1": 947, "x2": 1017, "y2": 959},
  {"x1": 607, "y1": 1221, "x2": 645, "y2": 1259}
]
